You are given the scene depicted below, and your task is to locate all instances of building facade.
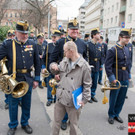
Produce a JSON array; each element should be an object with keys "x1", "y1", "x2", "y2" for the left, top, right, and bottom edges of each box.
[{"x1": 85, "y1": 0, "x2": 101, "y2": 33}]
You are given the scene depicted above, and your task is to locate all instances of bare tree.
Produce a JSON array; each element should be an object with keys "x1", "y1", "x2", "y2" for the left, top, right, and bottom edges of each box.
[
  {"x1": 0, "y1": 0, "x2": 11, "y2": 24},
  {"x1": 23, "y1": 0, "x2": 55, "y2": 32}
]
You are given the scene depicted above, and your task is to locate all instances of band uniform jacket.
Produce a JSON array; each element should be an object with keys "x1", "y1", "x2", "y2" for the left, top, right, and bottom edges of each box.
[
  {"x1": 0, "y1": 38, "x2": 41, "y2": 86},
  {"x1": 42, "y1": 42, "x2": 56, "y2": 71},
  {"x1": 87, "y1": 41, "x2": 103, "y2": 72},
  {"x1": 50, "y1": 36, "x2": 87, "y2": 63},
  {"x1": 105, "y1": 44, "x2": 131, "y2": 82},
  {"x1": 50, "y1": 55, "x2": 91, "y2": 107}
]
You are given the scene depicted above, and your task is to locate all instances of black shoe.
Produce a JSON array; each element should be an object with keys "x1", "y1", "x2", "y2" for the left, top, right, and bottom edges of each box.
[
  {"x1": 98, "y1": 82, "x2": 103, "y2": 85},
  {"x1": 88, "y1": 99, "x2": 93, "y2": 103},
  {"x1": 22, "y1": 125, "x2": 33, "y2": 134},
  {"x1": 46, "y1": 101, "x2": 52, "y2": 106},
  {"x1": 125, "y1": 95, "x2": 128, "y2": 99},
  {"x1": 91, "y1": 97, "x2": 98, "y2": 102},
  {"x1": 18, "y1": 102, "x2": 22, "y2": 107},
  {"x1": 7, "y1": 128, "x2": 16, "y2": 135},
  {"x1": 39, "y1": 85, "x2": 44, "y2": 89},
  {"x1": 54, "y1": 100, "x2": 56, "y2": 103},
  {"x1": 61, "y1": 122, "x2": 67, "y2": 130},
  {"x1": 108, "y1": 117, "x2": 114, "y2": 124},
  {"x1": 114, "y1": 116, "x2": 123, "y2": 123},
  {"x1": 5, "y1": 103, "x2": 9, "y2": 109}
]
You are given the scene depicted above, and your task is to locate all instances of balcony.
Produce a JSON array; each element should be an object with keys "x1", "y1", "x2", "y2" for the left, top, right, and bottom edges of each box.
[{"x1": 120, "y1": 5, "x2": 126, "y2": 13}]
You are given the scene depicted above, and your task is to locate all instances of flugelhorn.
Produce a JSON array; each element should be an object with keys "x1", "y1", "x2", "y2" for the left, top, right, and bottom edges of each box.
[
  {"x1": 101, "y1": 75, "x2": 121, "y2": 104},
  {"x1": 0, "y1": 58, "x2": 29, "y2": 98},
  {"x1": 101, "y1": 80, "x2": 121, "y2": 92},
  {"x1": 49, "y1": 79, "x2": 58, "y2": 95}
]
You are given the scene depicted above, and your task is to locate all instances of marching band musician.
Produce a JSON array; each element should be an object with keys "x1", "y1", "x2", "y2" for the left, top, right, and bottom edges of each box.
[
  {"x1": 98, "y1": 36, "x2": 108, "y2": 85},
  {"x1": 50, "y1": 18, "x2": 87, "y2": 130},
  {"x1": 42, "y1": 30, "x2": 61, "y2": 106},
  {"x1": 0, "y1": 21, "x2": 40, "y2": 135},
  {"x1": 87, "y1": 28, "x2": 103, "y2": 103},
  {"x1": 105, "y1": 28, "x2": 131, "y2": 124},
  {"x1": 36, "y1": 33, "x2": 45, "y2": 89}
]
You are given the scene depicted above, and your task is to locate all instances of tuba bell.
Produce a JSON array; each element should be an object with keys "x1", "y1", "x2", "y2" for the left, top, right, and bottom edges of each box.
[
  {"x1": 49, "y1": 79, "x2": 58, "y2": 95},
  {"x1": 0, "y1": 58, "x2": 29, "y2": 98}
]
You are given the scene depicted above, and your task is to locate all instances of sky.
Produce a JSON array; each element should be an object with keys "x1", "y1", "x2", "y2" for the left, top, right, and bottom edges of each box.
[{"x1": 52, "y1": 0, "x2": 85, "y2": 20}]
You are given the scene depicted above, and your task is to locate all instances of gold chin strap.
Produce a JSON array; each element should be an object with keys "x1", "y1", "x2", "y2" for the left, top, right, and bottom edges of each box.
[{"x1": 12, "y1": 40, "x2": 16, "y2": 79}]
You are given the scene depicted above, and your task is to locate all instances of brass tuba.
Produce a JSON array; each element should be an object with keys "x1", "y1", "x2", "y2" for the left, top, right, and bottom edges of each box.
[
  {"x1": 0, "y1": 58, "x2": 29, "y2": 98},
  {"x1": 49, "y1": 79, "x2": 58, "y2": 95}
]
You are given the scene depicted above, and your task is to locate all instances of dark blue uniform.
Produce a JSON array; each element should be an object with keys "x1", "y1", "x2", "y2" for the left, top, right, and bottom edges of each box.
[
  {"x1": 0, "y1": 38, "x2": 40, "y2": 128},
  {"x1": 105, "y1": 43, "x2": 130, "y2": 118},
  {"x1": 126, "y1": 42, "x2": 133, "y2": 71},
  {"x1": 87, "y1": 40, "x2": 103, "y2": 97},
  {"x1": 98, "y1": 42, "x2": 108, "y2": 84},
  {"x1": 42, "y1": 42, "x2": 56, "y2": 102},
  {"x1": 50, "y1": 36, "x2": 87, "y2": 63}
]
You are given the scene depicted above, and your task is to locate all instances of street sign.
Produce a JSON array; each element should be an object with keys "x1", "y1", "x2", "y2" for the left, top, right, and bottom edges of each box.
[
  {"x1": 121, "y1": 22, "x2": 125, "y2": 28},
  {"x1": 58, "y1": 25, "x2": 63, "y2": 30}
]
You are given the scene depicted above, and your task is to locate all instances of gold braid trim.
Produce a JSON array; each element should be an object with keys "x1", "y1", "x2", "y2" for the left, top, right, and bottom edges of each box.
[{"x1": 12, "y1": 40, "x2": 16, "y2": 79}]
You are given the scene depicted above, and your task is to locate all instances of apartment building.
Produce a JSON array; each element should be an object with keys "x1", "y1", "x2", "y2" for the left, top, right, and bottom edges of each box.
[
  {"x1": 78, "y1": 0, "x2": 91, "y2": 35},
  {"x1": 85, "y1": 0, "x2": 101, "y2": 33}
]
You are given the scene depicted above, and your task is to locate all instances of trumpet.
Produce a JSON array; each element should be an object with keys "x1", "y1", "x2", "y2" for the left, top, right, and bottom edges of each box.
[{"x1": 49, "y1": 79, "x2": 58, "y2": 95}]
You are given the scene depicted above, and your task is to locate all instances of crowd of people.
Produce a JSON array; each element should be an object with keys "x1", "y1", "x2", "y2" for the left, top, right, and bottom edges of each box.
[{"x1": 0, "y1": 18, "x2": 133, "y2": 135}]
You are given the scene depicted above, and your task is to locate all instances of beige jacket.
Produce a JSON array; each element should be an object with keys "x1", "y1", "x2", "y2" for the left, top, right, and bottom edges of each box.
[{"x1": 50, "y1": 55, "x2": 91, "y2": 107}]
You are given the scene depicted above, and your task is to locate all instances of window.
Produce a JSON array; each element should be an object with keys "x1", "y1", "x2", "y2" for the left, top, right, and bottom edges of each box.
[
  {"x1": 108, "y1": 8, "x2": 110, "y2": 14},
  {"x1": 128, "y1": 14, "x2": 132, "y2": 23},
  {"x1": 111, "y1": 18, "x2": 113, "y2": 24},
  {"x1": 115, "y1": 16, "x2": 117, "y2": 23},
  {"x1": 15, "y1": 13, "x2": 17, "y2": 17},
  {"x1": 112, "y1": 5, "x2": 114, "y2": 12},
  {"x1": 10, "y1": 13, "x2": 12, "y2": 17},
  {"x1": 107, "y1": 19, "x2": 109, "y2": 25},
  {"x1": 116, "y1": 2, "x2": 119, "y2": 10},
  {"x1": 129, "y1": 0, "x2": 133, "y2": 6}
]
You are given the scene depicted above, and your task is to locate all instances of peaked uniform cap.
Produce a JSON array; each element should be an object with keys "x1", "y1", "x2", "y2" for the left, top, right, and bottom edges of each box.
[
  {"x1": 91, "y1": 28, "x2": 100, "y2": 35},
  {"x1": 68, "y1": 18, "x2": 79, "y2": 29},
  {"x1": 52, "y1": 30, "x2": 61, "y2": 37},
  {"x1": 16, "y1": 20, "x2": 29, "y2": 33}
]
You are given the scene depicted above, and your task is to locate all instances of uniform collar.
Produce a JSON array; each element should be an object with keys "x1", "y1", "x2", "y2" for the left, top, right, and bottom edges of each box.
[
  {"x1": 14, "y1": 37, "x2": 27, "y2": 45},
  {"x1": 116, "y1": 42, "x2": 124, "y2": 49},
  {"x1": 91, "y1": 39, "x2": 97, "y2": 45},
  {"x1": 67, "y1": 35, "x2": 77, "y2": 42}
]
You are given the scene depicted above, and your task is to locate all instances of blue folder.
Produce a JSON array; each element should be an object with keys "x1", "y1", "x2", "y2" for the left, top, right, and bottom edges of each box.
[{"x1": 72, "y1": 86, "x2": 83, "y2": 110}]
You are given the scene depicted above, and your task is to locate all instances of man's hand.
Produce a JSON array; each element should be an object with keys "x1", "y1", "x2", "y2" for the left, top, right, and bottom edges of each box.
[
  {"x1": 39, "y1": 55, "x2": 42, "y2": 59},
  {"x1": 55, "y1": 74, "x2": 60, "y2": 81},
  {"x1": 112, "y1": 80, "x2": 117, "y2": 84},
  {"x1": 33, "y1": 81, "x2": 39, "y2": 89},
  {"x1": 79, "y1": 101, "x2": 84, "y2": 107},
  {"x1": 100, "y1": 68, "x2": 103, "y2": 71}
]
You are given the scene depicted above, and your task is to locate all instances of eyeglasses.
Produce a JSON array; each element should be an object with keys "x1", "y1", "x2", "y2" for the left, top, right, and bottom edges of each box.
[{"x1": 64, "y1": 49, "x2": 70, "y2": 54}]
